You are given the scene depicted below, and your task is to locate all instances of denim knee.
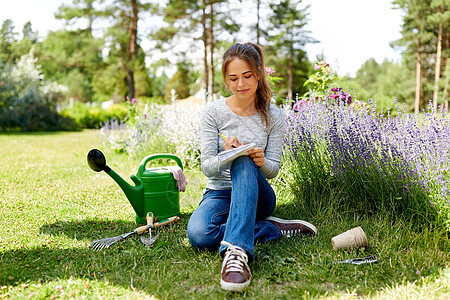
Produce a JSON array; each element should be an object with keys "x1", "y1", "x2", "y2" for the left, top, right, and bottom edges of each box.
[
  {"x1": 231, "y1": 156, "x2": 258, "y2": 178},
  {"x1": 187, "y1": 216, "x2": 220, "y2": 250}
]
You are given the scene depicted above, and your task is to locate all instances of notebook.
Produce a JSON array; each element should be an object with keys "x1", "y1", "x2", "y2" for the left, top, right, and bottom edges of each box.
[{"x1": 218, "y1": 143, "x2": 256, "y2": 168}]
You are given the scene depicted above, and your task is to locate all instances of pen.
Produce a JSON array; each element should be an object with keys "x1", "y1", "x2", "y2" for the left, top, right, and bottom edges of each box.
[
  {"x1": 218, "y1": 133, "x2": 228, "y2": 140},
  {"x1": 219, "y1": 133, "x2": 238, "y2": 148}
]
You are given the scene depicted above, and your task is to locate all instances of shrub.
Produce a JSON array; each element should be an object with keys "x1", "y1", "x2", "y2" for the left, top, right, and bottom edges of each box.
[
  {"x1": 61, "y1": 102, "x2": 128, "y2": 129},
  {"x1": 282, "y1": 98, "x2": 449, "y2": 228},
  {"x1": 106, "y1": 103, "x2": 128, "y2": 121},
  {"x1": 101, "y1": 102, "x2": 201, "y2": 169},
  {"x1": 0, "y1": 48, "x2": 77, "y2": 131}
]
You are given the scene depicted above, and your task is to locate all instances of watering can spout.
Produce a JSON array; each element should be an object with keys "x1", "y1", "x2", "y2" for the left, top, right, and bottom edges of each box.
[
  {"x1": 87, "y1": 149, "x2": 145, "y2": 217},
  {"x1": 105, "y1": 169, "x2": 145, "y2": 217}
]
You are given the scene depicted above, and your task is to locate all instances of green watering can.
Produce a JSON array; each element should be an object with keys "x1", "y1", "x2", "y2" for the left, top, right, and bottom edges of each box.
[{"x1": 87, "y1": 149, "x2": 183, "y2": 224}]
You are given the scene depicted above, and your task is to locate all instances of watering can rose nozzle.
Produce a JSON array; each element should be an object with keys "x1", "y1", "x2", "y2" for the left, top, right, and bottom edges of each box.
[
  {"x1": 87, "y1": 149, "x2": 111, "y2": 173},
  {"x1": 87, "y1": 148, "x2": 145, "y2": 218}
]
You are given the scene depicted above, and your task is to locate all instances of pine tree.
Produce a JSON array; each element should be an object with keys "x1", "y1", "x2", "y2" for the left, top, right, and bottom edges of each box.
[
  {"x1": 154, "y1": 0, "x2": 235, "y2": 101},
  {"x1": 265, "y1": 0, "x2": 315, "y2": 100},
  {"x1": 393, "y1": 0, "x2": 434, "y2": 113},
  {"x1": 428, "y1": 0, "x2": 450, "y2": 110},
  {"x1": 0, "y1": 19, "x2": 18, "y2": 65},
  {"x1": 103, "y1": 0, "x2": 153, "y2": 100}
]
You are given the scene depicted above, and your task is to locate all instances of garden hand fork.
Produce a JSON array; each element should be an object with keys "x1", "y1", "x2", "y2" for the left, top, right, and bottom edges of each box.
[{"x1": 140, "y1": 212, "x2": 159, "y2": 246}]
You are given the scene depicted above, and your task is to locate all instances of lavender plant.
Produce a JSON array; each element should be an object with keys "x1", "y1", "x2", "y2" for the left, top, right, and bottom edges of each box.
[
  {"x1": 101, "y1": 101, "x2": 202, "y2": 169},
  {"x1": 283, "y1": 96, "x2": 449, "y2": 228}
]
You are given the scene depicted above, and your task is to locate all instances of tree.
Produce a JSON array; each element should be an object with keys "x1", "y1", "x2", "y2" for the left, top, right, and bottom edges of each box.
[
  {"x1": 153, "y1": 0, "x2": 207, "y2": 95},
  {"x1": 428, "y1": 0, "x2": 450, "y2": 110},
  {"x1": 38, "y1": 29, "x2": 103, "y2": 102},
  {"x1": 22, "y1": 21, "x2": 38, "y2": 43},
  {"x1": 393, "y1": 0, "x2": 443, "y2": 113},
  {"x1": 164, "y1": 60, "x2": 195, "y2": 101},
  {"x1": 265, "y1": 0, "x2": 315, "y2": 100},
  {"x1": 345, "y1": 59, "x2": 416, "y2": 111},
  {"x1": 44, "y1": 0, "x2": 106, "y2": 102},
  {"x1": 55, "y1": 0, "x2": 102, "y2": 35},
  {"x1": 354, "y1": 59, "x2": 382, "y2": 96},
  {"x1": 154, "y1": 0, "x2": 237, "y2": 101},
  {"x1": 103, "y1": 0, "x2": 153, "y2": 100},
  {"x1": 0, "y1": 19, "x2": 18, "y2": 65}
]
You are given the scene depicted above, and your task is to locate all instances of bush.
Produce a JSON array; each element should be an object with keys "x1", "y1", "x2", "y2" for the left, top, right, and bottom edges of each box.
[
  {"x1": 61, "y1": 102, "x2": 128, "y2": 129},
  {"x1": 105, "y1": 103, "x2": 128, "y2": 120},
  {"x1": 0, "y1": 48, "x2": 78, "y2": 131},
  {"x1": 282, "y1": 98, "x2": 449, "y2": 229},
  {"x1": 100, "y1": 102, "x2": 201, "y2": 169},
  {"x1": 0, "y1": 99, "x2": 79, "y2": 132}
]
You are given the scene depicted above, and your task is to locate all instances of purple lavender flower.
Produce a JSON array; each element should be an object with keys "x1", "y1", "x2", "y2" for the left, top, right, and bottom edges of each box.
[{"x1": 283, "y1": 95, "x2": 448, "y2": 222}]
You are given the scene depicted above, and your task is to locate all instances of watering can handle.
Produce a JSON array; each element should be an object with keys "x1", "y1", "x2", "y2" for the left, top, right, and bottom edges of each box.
[{"x1": 138, "y1": 154, "x2": 183, "y2": 174}]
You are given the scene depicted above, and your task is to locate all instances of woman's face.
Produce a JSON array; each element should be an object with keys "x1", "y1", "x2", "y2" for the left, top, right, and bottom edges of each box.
[{"x1": 226, "y1": 58, "x2": 260, "y2": 103}]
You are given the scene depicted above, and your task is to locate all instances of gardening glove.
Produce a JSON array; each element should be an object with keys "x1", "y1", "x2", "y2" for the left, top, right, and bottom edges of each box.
[{"x1": 167, "y1": 166, "x2": 187, "y2": 192}]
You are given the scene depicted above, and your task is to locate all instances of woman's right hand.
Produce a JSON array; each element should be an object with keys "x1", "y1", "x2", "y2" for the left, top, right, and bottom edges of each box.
[{"x1": 223, "y1": 136, "x2": 245, "y2": 151}]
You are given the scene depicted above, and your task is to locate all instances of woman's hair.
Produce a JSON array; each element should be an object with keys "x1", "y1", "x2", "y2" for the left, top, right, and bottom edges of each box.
[{"x1": 222, "y1": 43, "x2": 272, "y2": 129}]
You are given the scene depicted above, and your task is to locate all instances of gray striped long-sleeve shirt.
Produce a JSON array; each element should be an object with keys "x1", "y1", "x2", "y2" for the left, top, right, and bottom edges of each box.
[{"x1": 200, "y1": 97, "x2": 286, "y2": 190}]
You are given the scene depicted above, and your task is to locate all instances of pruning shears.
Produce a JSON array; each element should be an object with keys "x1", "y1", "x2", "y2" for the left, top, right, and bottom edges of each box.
[{"x1": 336, "y1": 256, "x2": 378, "y2": 265}]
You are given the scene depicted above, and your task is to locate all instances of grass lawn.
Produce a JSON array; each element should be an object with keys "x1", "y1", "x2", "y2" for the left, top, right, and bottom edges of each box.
[{"x1": 0, "y1": 130, "x2": 449, "y2": 299}]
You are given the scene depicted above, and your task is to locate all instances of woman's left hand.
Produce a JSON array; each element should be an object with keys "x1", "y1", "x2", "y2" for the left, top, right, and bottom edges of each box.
[{"x1": 248, "y1": 148, "x2": 265, "y2": 167}]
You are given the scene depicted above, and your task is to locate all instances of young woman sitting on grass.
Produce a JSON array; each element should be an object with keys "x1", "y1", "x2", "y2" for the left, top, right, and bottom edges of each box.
[{"x1": 187, "y1": 42, "x2": 317, "y2": 292}]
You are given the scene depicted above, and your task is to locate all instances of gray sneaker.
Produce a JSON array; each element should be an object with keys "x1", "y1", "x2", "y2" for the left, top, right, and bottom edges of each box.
[{"x1": 266, "y1": 216, "x2": 317, "y2": 237}]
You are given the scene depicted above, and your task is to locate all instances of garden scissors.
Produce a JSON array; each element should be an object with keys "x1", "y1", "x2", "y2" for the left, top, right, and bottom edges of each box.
[{"x1": 337, "y1": 256, "x2": 378, "y2": 265}]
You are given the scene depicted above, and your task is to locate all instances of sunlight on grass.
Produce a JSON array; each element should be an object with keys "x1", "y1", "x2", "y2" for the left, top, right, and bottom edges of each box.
[{"x1": 1, "y1": 130, "x2": 449, "y2": 299}]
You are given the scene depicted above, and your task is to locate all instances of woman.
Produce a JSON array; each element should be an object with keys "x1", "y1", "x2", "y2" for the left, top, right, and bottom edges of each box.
[{"x1": 187, "y1": 43, "x2": 317, "y2": 292}]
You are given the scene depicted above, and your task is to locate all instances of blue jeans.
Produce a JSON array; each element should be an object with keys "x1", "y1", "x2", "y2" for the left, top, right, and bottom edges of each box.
[{"x1": 187, "y1": 156, "x2": 281, "y2": 261}]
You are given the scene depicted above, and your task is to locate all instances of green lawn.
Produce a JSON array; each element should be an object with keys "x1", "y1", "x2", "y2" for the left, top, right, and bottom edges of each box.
[{"x1": 0, "y1": 130, "x2": 449, "y2": 299}]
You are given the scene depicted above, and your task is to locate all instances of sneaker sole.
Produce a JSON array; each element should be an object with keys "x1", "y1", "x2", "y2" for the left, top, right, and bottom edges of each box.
[
  {"x1": 220, "y1": 278, "x2": 251, "y2": 292},
  {"x1": 266, "y1": 216, "x2": 318, "y2": 234}
]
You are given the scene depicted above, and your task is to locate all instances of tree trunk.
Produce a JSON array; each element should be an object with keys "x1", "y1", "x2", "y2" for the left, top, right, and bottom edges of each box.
[
  {"x1": 256, "y1": 0, "x2": 260, "y2": 44},
  {"x1": 202, "y1": 1, "x2": 208, "y2": 101},
  {"x1": 444, "y1": 32, "x2": 450, "y2": 110},
  {"x1": 288, "y1": 46, "x2": 293, "y2": 100},
  {"x1": 208, "y1": 3, "x2": 214, "y2": 102},
  {"x1": 127, "y1": 70, "x2": 135, "y2": 100},
  {"x1": 414, "y1": 36, "x2": 422, "y2": 114},
  {"x1": 432, "y1": 22, "x2": 443, "y2": 111},
  {"x1": 127, "y1": 0, "x2": 138, "y2": 100},
  {"x1": 444, "y1": 59, "x2": 449, "y2": 111}
]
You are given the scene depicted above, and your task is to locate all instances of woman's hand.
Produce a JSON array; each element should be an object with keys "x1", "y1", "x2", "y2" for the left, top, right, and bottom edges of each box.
[
  {"x1": 223, "y1": 136, "x2": 246, "y2": 151},
  {"x1": 248, "y1": 148, "x2": 265, "y2": 167}
]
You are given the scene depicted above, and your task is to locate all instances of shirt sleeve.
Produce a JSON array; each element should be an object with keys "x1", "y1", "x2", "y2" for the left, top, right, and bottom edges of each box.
[
  {"x1": 259, "y1": 109, "x2": 286, "y2": 179},
  {"x1": 200, "y1": 105, "x2": 222, "y2": 178}
]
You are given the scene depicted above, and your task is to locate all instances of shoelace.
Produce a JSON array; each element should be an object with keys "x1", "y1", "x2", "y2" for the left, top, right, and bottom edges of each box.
[
  {"x1": 220, "y1": 241, "x2": 252, "y2": 277},
  {"x1": 280, "y1": 229, "x2": 300, "y2": 236}
]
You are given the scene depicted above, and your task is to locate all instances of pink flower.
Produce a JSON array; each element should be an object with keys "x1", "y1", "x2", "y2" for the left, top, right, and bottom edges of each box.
[
  {"x1": 131, "y1": 98, "x2": 136, "y2": 105},
  {"x1": 293, "y1": 99, "x2": 308, "y2": 111},
  {"x1": 265, "y1": 66, "x2": 275, "y2": 75}
]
